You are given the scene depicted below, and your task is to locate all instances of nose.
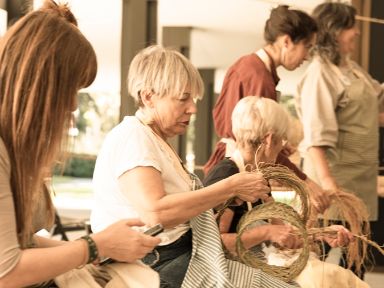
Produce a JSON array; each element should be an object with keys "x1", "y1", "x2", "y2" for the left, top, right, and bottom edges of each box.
[{"x1": 187, "y1": 98, "x2": 197, "y2": 114}]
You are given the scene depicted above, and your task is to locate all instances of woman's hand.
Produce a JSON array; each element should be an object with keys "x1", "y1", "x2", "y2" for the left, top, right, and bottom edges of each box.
[
  {"x1": 305, "y1": 177, "x2": 332, "y2": 214},
  {"x1": 228, "y1": 172, "x2": 270, "y2": 203},
  {"x1": 92, "y1": 219, "x2": 161, "y2": 263},
  {"x1": 266, "y1": 224, "x2": 302, "y2": 249},
  {"x1": 320, "y1": 225, "x2": 354, "y2": 248}
]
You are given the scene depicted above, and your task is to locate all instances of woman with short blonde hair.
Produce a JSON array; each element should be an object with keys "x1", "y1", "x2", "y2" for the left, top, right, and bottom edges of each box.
[{"x1": 91, "y1": 46, "x2": 298, "y2": 288}]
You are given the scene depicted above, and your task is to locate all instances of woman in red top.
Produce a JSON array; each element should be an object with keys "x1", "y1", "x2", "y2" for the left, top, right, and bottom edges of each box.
[{"x1": 205, "y1": 5, "x2": 330, "y2": 212}]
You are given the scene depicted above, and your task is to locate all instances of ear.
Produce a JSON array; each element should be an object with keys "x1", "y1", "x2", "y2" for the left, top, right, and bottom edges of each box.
[
  {"x1": 281, "y1": 34, "x2": 292, "y2": 48},
  {"x1": 140, "y1": 89, "x2": 155, "y2": 108},
  {"x1": 264, "y1": 132, "x2": 274, "y2": 148}
]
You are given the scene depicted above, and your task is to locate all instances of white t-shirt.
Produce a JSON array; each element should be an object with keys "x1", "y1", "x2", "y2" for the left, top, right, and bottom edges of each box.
[{"x1": 90, "y1": 116, "x2": 190, "y2": 245}]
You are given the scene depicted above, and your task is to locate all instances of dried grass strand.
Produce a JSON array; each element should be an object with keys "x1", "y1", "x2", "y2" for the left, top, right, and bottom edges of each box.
[{"x1": 311, "y1": 189, "x2": 371, "y2": 275}]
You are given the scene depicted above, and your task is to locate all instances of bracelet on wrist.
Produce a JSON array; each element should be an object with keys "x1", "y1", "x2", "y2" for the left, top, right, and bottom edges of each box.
[{"x1": 78, "y1": 235, "x2": 99, "y2": 264}]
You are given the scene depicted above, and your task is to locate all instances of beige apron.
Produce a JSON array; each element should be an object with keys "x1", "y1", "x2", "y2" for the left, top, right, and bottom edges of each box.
[{"x1": 303, "y1": 65, "x2": 379, "y2": 221}]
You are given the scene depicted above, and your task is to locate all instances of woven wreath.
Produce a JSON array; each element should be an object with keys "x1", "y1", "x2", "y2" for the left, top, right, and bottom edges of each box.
[{"x1": 236, "y1": 201, "x2": 309, "y2": 282}]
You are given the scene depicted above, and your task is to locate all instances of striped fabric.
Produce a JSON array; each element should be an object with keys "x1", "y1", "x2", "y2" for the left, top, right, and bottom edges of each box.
[{"x1": 181, "y1": 209, "x2": 299, "y2": 288}]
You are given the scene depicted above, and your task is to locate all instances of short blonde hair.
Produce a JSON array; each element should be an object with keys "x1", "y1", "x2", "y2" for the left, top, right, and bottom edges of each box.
[
  {"x1": 127, "y1": 45, "x2": 204, "y2": 106},
  {"x1": 232, "y1": 96, "x2": 291, "y2": 146}
]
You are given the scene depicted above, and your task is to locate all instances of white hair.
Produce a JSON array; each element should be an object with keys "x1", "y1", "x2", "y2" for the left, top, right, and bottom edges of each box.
[{"x1": 232, "y1": 96, "x2": 292, "y2": 146}]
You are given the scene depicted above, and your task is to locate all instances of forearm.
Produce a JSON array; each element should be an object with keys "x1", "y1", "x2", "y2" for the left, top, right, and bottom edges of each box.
[
  {"x1": 221, "y1": 226, "x2": 270, "y2": 255},
  {"x1": 0, "y1": 241, "x2": 86, "y2": 288},
  {"x1": 241, "y1": 225, "x2": 270, "y2": 249},
  {"x1": 146, "y1": 178, "x2": 235, "y2": 227},
  {"x1": 307, "y1": 146, "x2": 335, "y2": 187},
  {"x1": 33, "y1": 235, "x2": 66, "y2": 248},
  {"x1": 120, "y1": 167, "x2": 268, "y2": 228}
]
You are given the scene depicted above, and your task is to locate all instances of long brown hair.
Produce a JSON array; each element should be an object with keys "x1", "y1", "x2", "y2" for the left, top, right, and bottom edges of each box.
[
  {"x1": 0, "y1": 0, "x2": 97, "y2": 247},
  {"x1": 312, "y1": 2, "x2": 356, "y2": 65}
]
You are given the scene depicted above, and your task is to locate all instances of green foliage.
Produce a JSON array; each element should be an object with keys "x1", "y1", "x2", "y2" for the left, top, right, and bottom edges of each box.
[
  {"x1": 54, "y1": 155, "x2": 96, "y2": 178},
  {"x1": 76, "y1": 92, "x2": 100, "y2": 133}
]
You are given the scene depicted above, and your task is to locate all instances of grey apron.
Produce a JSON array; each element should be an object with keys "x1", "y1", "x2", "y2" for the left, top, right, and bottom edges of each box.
[{"x1": 304, "y1": 68, "x2": 379, "y2": 221}]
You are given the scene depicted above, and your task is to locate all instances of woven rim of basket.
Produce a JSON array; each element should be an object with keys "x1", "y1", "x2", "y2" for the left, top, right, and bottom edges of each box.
[
  {"x1": 236, "y1": 201, "x2": 309, "y2": 282},
  {"x1": 258, "y1": 163, "x2": 311, "y2": 225}
]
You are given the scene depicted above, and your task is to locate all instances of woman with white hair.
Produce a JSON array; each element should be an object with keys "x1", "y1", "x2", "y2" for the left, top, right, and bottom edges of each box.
[
  {"x1": 204, "y1": 96, "x2": 353, "y2": 258},
  {"x1": 91, "y1": 46, "x2": 299, "y2": 288}
]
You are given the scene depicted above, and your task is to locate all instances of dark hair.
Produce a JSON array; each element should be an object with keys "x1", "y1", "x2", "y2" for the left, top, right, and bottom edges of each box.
[
  {"x1": 264, "y1": 5, "x2": 318, "y2": 44},
  {"x1": 312, "y1": 2, "x2": 356, "y2": 65}
]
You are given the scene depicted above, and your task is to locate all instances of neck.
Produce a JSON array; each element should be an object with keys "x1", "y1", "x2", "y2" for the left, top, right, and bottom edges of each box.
[
  {"x1": 148, "y1": 123, "x2": 167, "y2": 141},
  {"x1": 339, "y1": 54, "x2": 349, "y2": 67},
  {"x1": 263, "y1": 44, "x2": 281, "y2": 68},
  {"x1": 135, "y1": 109, "x2": 168, "y2": 141}
]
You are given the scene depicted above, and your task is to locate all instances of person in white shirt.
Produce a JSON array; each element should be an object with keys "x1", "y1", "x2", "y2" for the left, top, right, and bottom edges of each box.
[
  {"x1": 296, "y1": 2, "x2": 384, "y2": 278},
  {"x1": 91, "y1": 45, "x2": 298, "y2": 288}
]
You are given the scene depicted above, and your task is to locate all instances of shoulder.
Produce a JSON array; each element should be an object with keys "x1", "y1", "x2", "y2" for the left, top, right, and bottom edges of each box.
[
  {"x1": 203, "y1": 158, "x2": 239, "y2": 186},
  {"x1": 109, "y1": 116, "x2": 146, "y2": 137},
  {"x1": 226, "y1": 54, "x2": 268, "y2": 78},
  {"x1": 304, "y1": 56, "x2": 329, "y2": 76},
  {"x1": 300, "y1": 56, "x2": 340, "y2": 88},
  {"x1": 97, "y1": 116, "x2": 161, "y2": 165},
  {"x1": 104, "y1": 116, "x2": 154, "y2": 148}
]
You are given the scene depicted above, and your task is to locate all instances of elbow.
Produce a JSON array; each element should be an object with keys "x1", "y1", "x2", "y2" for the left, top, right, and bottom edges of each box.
[
  {"x1": 143, "y1": 211, "x2": 162, "y2": 227},
  {"x1": 141, "y1": 202, "x2": 176, "y2": 228},
  {"x1": 143, "y1": 210, "x2": 176, "y2": 229},
  {"x1": 142, "y1": 210, "x2": 188, "y2": 229}
]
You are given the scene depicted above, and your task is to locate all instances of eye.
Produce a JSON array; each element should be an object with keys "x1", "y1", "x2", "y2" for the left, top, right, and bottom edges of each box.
[{"x1": 179, "y1": 93, "x2": 191, "y2": 102}]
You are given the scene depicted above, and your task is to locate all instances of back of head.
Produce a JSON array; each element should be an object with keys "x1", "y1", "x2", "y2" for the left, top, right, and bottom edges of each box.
[
  {"x1": 127, "y1": 45, "x2": 204, "y2": 107},
  {"x1": 312, "y1": 2, "x2": 356, "y2": 64},
  {"x1": 264, "y1": 5, "x2": 317, "y2": 45},
  {"x1": 232, "y1": 96, "x2": 291, "y2": 148},
  {"x1": 0, "y1": 0, "x2": 97, "y2": 247}
]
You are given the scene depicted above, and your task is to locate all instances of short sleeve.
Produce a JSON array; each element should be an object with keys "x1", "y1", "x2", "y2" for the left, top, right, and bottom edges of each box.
[{"x1": 104, "y1": 119, "x2": 163, "y2": 179}]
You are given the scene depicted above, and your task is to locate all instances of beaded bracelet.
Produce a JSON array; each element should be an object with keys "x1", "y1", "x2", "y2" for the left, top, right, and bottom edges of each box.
[{"x1": 79, "y1": 235, "x2": 99, "y2": 264}]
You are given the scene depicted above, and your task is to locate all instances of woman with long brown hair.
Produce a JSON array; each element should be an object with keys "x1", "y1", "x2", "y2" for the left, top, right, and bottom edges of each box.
[
  {"x1": 296, "y1": 2, "x2": 384, "y2": 278},
  {"x1": 0, "y1": 1, "x2": 159, "y2": 287}
]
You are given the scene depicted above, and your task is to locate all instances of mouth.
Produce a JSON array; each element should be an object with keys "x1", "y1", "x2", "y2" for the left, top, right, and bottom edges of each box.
[{"x1": 181, "y1": 120, "x2": 190, "y2": 126}]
